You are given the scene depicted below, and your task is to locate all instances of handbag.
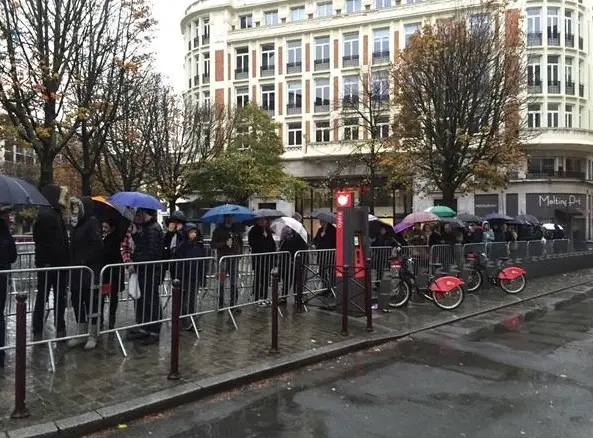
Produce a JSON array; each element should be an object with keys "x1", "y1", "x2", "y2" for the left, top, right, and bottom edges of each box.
[{"x1": 128, "y1": 273, "x2": 142, "y2": 300}]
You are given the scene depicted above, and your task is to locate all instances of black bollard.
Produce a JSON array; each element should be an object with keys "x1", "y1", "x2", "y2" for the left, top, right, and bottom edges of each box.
[
  {"x1": 168, "y1": 279, "x2": 182, "y2": 381},
  {"x1": 341, "y1": 265, "x2": 349, "y2": 336},
  {"x1": 364, "y1": 258, "x2": 374, "y2": 332},
  {"x1": 11, "y1": 293, "x2": 29, "y2": 419},
  {"x1": 270, "y1": 270, "x2": 279, "y2": 354},
  {"x1": 294, "y1": 255, "x2": 304, "y2": 313}
]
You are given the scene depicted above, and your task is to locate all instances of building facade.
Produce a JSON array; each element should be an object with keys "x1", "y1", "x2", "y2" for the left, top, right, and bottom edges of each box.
[{"x1": 181, "y1": 0, "x2": 593, "y2": 236}]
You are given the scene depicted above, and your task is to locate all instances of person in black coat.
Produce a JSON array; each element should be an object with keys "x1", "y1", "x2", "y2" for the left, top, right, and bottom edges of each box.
[
  {"x1": 68, "y1": 197, "x2": 103, "y2": 350},
  {"x1": 0, "y1": 206, "x2": 17, "y2": 366},
  {"x1": 127, "y1": 208, "x2": 164, "y2": 344},
  {"x1": 248, "y1": 218, "x2": 277, "y2": 304},
  {"x1": 211, "y1": 215, "x2": 243, "y2": 310},
  {"x1": 163, "y1": 210, "x2": 186, "y2": 280},
  {"x1": 100, "y1": 217, "x2": 125, "y2": 330},
  {"x1": 32, "y1": 184, "x2": 69, "y2": 340},
  {"x1": 279, "y1": 227, "x2": 308, "y2": 299},
  {"x1": 312, "y1": 219, "x2": 337, "y2": 295},
  {"x1": 372, "y1": 226, "x2": 396, "y2": 284},
  {"x1": 177, "y1": 223, "x2": 207, "y2": 330}
]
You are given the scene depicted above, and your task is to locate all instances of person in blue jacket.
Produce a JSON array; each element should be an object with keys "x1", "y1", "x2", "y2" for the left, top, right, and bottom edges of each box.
[
  {"x1": 0, "y1": 205, "x2": 17, "y2": 366},
  {"x1": 177, "y1": 223, "x2": 207, "y2": 331}
]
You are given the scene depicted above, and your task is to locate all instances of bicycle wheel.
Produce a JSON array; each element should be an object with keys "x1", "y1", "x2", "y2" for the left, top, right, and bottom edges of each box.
[
  {"x1": 499, "y1": 274, "x2": 526, "y2": 294},
  {"x1": 465, "y1": 268, "x2": 483, "y2": 293},
  {"x1": 432, "y1": 285, "x2": 464, "y2": 310},
  {"x1": 388, "y1": 279, "x2": 411, "y2": 308}
]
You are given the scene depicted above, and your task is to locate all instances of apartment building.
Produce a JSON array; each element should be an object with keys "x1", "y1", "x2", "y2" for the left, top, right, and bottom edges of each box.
[{"x1": 181, "y1": 0, "x2": 593, "y2": 236}]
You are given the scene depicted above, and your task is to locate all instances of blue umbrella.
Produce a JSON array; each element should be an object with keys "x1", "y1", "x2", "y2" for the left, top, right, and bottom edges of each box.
[
  {"x1": 311, "y1": 211, "x2": 336, "y2": 224},
  {"x1": 108, "y1": 192, "x2": 165, "y2": 211},
  {"x1": 482, "y1": 212, "x2": 514, "y2": 222},
  {"x1": 201, "y1": 204, "x2": 255, "y2": 224},
  {"x1": 0, "y1": 175, "x2": 49, "y2": 207}
]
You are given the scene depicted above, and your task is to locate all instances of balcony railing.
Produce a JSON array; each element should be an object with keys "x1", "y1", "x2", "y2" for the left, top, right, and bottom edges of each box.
[
  {"x1": 202, "y1": 35, "x2": 210, "y2": 45},
  {"x1": 372, "y1": 50, "x2": 390, "y2": 64},
  {"x1": 565, "y1": 81, "x2": 575, "y2": 95},
  {"x1": 262, "y1": 106, "x2": 275, "y2": 117},
  {"x1": 342, "y1": 54, "x2": 359, "y2": 68},
  {"x1": 526, "y1": 170, "x2": 585, "y2": 180},
  {"x1": 314, "y1": 58, "x2": 330, "y2": 71},
  {"x1": 547, "y1": 82, "x2": 560, "y2": 94},
  {"x1": 286, "y1": 61, "x2": 302, "y2": 74},
  {"x1": 579, "y1": 37, "x2": 583, "y2": 50},
  {"x1": 314, "y1": 100, "x2": 330, "y2": 113},
  {"x1": 342, "y1": 96, "x2": 360, "y2": 107},
  {"x1": 193, "y1": 75, "x2": 199, "y2": 87},
  {"x1": 260, "y1": 65, "x2": 275, "y2": 77},
  {"x1": 579, "y1": 84, "x2": 584, "y2": 97},
  {"x1": 286, "y1": 104, "x2": 302, "y2": 115},
  {"x1": 193, "y1": 37, "x2": 199, "y2": 48},
  {"x1": 202, "y1": 73, "x2": 210, "y2": 84},
  {"x1": 527, "y1": 32, "x2": 542, "y2": 46},
  {"x1": 565, "y1": 33, "x2": 575, "y2": 48},
  {"x1": 528, "y1": 81, "x2": 542, "y2": 94},
  {"x1": 547, "y1": 33, "x2": 560, "y2": 46},
  {"x1": 235, "y1": 68, "x2": 248, "y2": 80}
]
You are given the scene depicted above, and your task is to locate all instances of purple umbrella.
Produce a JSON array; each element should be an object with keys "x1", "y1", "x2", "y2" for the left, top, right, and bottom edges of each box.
[
  {"x1": 393, "y1": 222, "x2": 414, "y2": 233},
  {"x1": 401, "y1": 211, "x2": 439, "y2": 224}
]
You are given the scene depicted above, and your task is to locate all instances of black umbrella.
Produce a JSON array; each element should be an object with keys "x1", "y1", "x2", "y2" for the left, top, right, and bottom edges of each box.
[
  {"x1": 368, "y1": 214, "x2": 394, "y2": 239},
  {"x1": 254, "y1": 208, "x2": 285, "y2": 219},
  {"x1": 455, "y1": 213, "x2": 481, "y2": 223},
  {"x1": 0, "y1": 174, "x2": 49, "y2": 207},
  {"x1": 311, "y1": 211, "x2": 336, "y2": 224},
  {"x1": 516, "y1": 214, "x2": 539, "y2": 225},
  {"x1": 482, "y1": 212, "x2": 514, "y2": 222},
  {"x1": 440, "y1": 217, "x2": 466, "y2": 228}
]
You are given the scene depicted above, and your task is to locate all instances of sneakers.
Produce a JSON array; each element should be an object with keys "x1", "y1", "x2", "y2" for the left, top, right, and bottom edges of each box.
[
  {"x1": 84, "y1": 335, "x2": 97, "y2": 350},
  {"x1": 67, "y1": 323, "x2": 87, "y2": 348}
]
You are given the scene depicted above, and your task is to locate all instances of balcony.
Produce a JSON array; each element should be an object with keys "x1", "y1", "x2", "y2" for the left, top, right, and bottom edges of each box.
[
  {"x1": 526, "y1": 170, "x2": 585, "y2": 180},
  {"x1": 372, "y1": 50, "x2": 390, "y2": 64},
  {"x1": 260, "y1": 65, "x2": 275, "y2": 77},
  {"x1": 547, "y1": 82, "x2": 560, "y2": 94},
  {"x1": 579, "y1": 37, "x2": 583, "y2": 50},
  {"x1": 262, "y1": 106, "x2": 275, "y2": 117},
  {"x1": 547, "y1": 33, "x2": 560, "y2": 46},
  {"x1": 314, "y1": 58, "x2": 330, "y2": 71},
  {"x1": 286, "y1": 104, "x2": 302, "y2": 115},
  {"x1": 527, "y1": 32, "x2": 542, "y2": 46},
  {"x1": 235, "y1": 68, "x2": 248, "y2": 80},
  {"x1": 202, "y1": 73, "x2": 210, "y2": 84},
  {"x1": 528, "y1": 81, "x2": 542, "y2": 94},
  {"x1": 193, "y1": 75, "x2": 199, "y2": 87},
  {"x1": 565, "y1": 33, "x2": 575, "y2": 48},
  {"x1": 565, "y1": 81, "x2": 575, "y2": 95},
  {"x1": 342, "y1": 54, "x2": 359, "y2": 68},
  {"x1": 342, "y1": 96, "x2": 359, "y2": 108},
  {"x1": 286, "y1": 61, "x2": 302, "y2": 74},
  {"x1": 579, "y1": 84, "x2": 584, "y2": 97},
  {"x1": 202, "y1": 35, "x2": 210, "y2": 45},
  {"x1": 314, "y1": 100, "x2": 330, "y2": 113},
  {"x1": 193, "y1": 37, "x2": 199, "y2": 49}
]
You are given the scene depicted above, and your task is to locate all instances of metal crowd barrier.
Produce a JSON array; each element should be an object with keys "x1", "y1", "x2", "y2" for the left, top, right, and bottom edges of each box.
[{"x1": 293, "y1": 249, "x2": 336, "y2": 308}]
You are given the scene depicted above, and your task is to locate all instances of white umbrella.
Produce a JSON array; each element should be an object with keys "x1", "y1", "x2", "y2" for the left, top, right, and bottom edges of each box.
[
  {"x1": 270, "y1": 217, "x2": 308, "y2": 244},
  {"x1": 542, "y1": 223, "x2": 564, "y2": 231}
]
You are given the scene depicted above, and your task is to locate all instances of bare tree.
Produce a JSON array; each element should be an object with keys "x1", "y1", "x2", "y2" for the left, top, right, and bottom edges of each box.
[
  {"x1": 0, "y1": 0, "x2": 97, "y2": 187},
  {"x1": 61, "y1": 0, "x2": 155, "y2": 195},
  {"x1": 334, "y1": 67, "x2": 393, "y2": 214},
  {"x1": 387, "y1": 4, "x2": 526, "y2": 208}
]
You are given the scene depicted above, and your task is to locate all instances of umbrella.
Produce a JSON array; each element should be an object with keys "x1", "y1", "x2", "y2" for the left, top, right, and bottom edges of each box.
[
  {"x1": 482, "y1": 212, "x2": 514, "y2": 222},
  {"x1": 108, "y1": 192, "x2": 165, "y2": 211},
  {"x1": 368, "y1": 214, "x2": 394, "y2": 238},
  {"x1": 542, "y1": 223, "x2": 564, "y2": 231},
  {"x1": 439, "y1": 217, "x2": 466, "y2": 228},
  {"x1": 424, "y1": 205, "x2": 456, "y2": 218},
  {"x1": 311, "y1": 211, "x2": 336, "y2": 224},
  {"x1": 91, "y1": 196, "x2": 135, "y2": 221},
  {"x1": 270, "y1": 217, "x2": 308, "y2": 244},
  {"x1": 401, "y1": 211, "x2": 439, "y2": 224},
  {"x1": 456, "y1": 213, "x2": 481, "y2": 223},
  {"x1": 0, "y1": 175, "x2": 49, "y2": 207},
  {"x1": 393, "y1": 222, "x2": 414, "y2": 234},
  {"x1": 201, "y1": 204, "x2": 255, "y2": 224},
  {"x1": 516, "y1": 214, "x2": 540, "y2": 225},
  {"x1": 254, "y1": 208, "x2": 285, "y2": 219}
]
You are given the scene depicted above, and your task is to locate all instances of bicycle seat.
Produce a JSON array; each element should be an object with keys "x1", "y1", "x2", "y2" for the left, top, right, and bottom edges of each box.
[{"x1": 497, "y1": 256, "x2": 510, "y2": 261}]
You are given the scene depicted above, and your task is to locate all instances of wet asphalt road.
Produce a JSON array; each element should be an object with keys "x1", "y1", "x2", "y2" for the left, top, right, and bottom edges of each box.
[{"x1": 93, "y1": 296, "x2": 593, "y2": 438}]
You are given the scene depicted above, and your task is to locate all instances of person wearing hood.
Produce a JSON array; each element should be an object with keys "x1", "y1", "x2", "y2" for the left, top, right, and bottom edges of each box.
[
  {"x1": 0, "y1": 205, "x2": 17, "y2": 366},
  {"x1": 312, "y1": 219, "x2": 337, "y2": 296},
  {"x1": 481, "y1": 221, "x2": 495, "y2": 243},
  {"x1": 177, "y1": 223, "x2": 207, "y2": 331},
  {"x1": 67, "y1": 197, "x2": 104, "y2": 350},
  {"x1": 164, "y1": 210, "x2": 186, "y2": 260},
  {"x1": 212, "y1": 214, "x2": 243, "y2": 311},
  {"x1": 248, "y1": 217, "x2": 277, "y2": 305},
  {"x1": 32, "y1": 184, "x2": 70, "y2": 341},
  {"x1": 100, "y1": 216, "x2": 125, "y2": 330},
  {"x1": 279, "y1": 226, "x2": 308, "y2": 300}
]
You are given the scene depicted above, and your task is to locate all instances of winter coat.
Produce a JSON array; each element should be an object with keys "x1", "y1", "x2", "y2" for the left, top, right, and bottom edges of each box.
[
  {"x1": 279, "y1": 230, "x2": 308, "y2": 277},
  {"x1": 372, "y1": 234, "x2": 395, "y2": 271},
  {"x1": 70, "y1": 197, "x2": 103, "y2": 289},
  {"x1": 441, "y1": 231, "x2": 458, "y2": 246},
  {"x1": 248, "y1": 225, "x2": 276, "y2": 254},
  {"x1": 101, "y1": 229, "x2": 124, "y2": 292},
  {"x1": 177, "y1": 238, "x2": 207, "y2": 288},
  {"x1": 132, "y1": 217, "x2": 164, "y2": 263},
  {"x1": 0, "y1": 220, "x2": 17, "y2": 271},
  {"x1": 164, "y1": 229, "x2": 185, "y2": 260},
  {"x1": 33, "y1": 184, "x2": 69, "y2": 267},
  {"x1": 313, "y1": 224, "x2": 336, "y2": 250},
  {"x1": 211, "y1": 223, "x2": 243, "y2": 259}
]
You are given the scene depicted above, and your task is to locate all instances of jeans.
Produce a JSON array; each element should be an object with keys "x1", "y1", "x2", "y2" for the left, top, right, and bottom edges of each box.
[
  {"x1": 71, "y1": 284, "x2": 100, "y2": 326},
  {"x1": 219, "y1": 258, "x2": 238, "y2": 308},
  {"x1": 252, "y1": 256, "x2": 273, "y2": 301},
  {"x1": 101, "y1": 287, "x2": 120, "y2": 328},
  {"x1": 33, "y1": 270, "x2": 67, "y2": 335},
  {"x1": 136, "y1": 266, "x2": 162, "y2": 335}
]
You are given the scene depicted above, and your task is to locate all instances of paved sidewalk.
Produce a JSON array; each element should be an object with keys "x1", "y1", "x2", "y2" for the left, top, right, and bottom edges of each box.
[{"x1": 2, "y1": 269, "x2": 593, "y2": 435}]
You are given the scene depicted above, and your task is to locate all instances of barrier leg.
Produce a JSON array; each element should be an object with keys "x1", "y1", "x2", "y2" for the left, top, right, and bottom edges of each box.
[
  {"x1": 11, "y1": 293, "x2": 29, "y2": 419},
  {"x1": 341, "y1": 266, "x2": 349, "y2": 336},
  {"x1": 270, "y1": 270, "x2": 279, "y2": 355},
  {"x1": 168, "y1": 279, "x2": 181, "y2": 381},
  {"x1": 364, "y1": 258, "x2": 374, "y2": 333}
]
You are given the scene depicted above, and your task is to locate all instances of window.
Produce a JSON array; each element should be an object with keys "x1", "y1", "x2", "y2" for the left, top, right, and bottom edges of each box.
[
  {"x1": 565, "y1": 57, "x2": 573, "y2": 82},
  {"x1": 315, "y1": 121, "x2": 330, "y2": 142},
  {"x1": 547, "y1": 8, "x2": 559, "y2": 37},
  {"x1": 236, "y1": 47, "x2": 248, "y2": 73},
  {"x1": 547, "y1": 55, "x2": 559, "y2": 84},
  {"x1": 203, "y1": 19, "x2": 210, "y2": 43},
  {"x1": 406, "y1": 0, "x2": 422, "y2": 3},
  {"x1": 375, "y1": 0, "x2": 391, "y2": 9},
  {"x1": 371, "y1": 72, "x2": 389, "y2": 101},
  {"x1": 343, "y1": 76, "x2": 359, "y2": 103},
  {"x1": 470, "y1": 13, "x2": 491, "y2": 34},
  {"x1": 315, "y1": 36, "x2": 330, "y2": 62},
  {"x1": 579, "y1": 106, "x2": 583, "y2": 128},
  {"x1": 373, "y1": 28, "x2": 389, "y2": 56},
  {"x1": 317, "y1": 2, "x2": 332, "y2": 17},
  {"x1": 374, "y1": 116, "x2": 390, "y2": 139},
  {"x1": 578, "y1": 13, "x2": 582, "y2": 38},
  {"x1": 290, "y1": 6, "x2": 305, "y2": 21},
  {"x1": 315, "y1": 78, "x2": 330, "y2": 106},
  {"x1": 287, "y1": 40, "x2": 302, "y2": 67},
  {"x1": 343, "y1": 33, "x2": 359, "y2": 59},
  {"x1": 404, "y1": 23, "x2": 421, "y2": 47},
  {"x1": 288, "y1": 123, "x2": 302, "y2": 146},
  {"x1": 565, "y1": 105, "x2": 573, "y2": 128},
  {"x1": 343, "y1": 118, "x2": 359, "y2": 140},
  {"x1": 239, "y1": 14, "x2": 253, "y2": 29},
  {"x1": 261, "y1": 44, "x2": 275, "y2": 70},
  {"x1": 527, "y1": 56, "x2": 541, "y2": 86},
  {"x1": 579, "y1": 60, "x2": 584, "y2": 84},
  {"x1": 565, "y1": 10, "x2": 573, "y2": 36},
  {"x1": 527, "y1": 104, "x2": 541, "y2": 128},
  {"x1": 236, "y1": 87, "x2": 249, "y2": 108},
  {"x1": 264, "y1": 10, "x2": 278, "y2": 25},
  {"x1": 345, "y1": 0, "x2": 361, "y2": 13},
  {"x1": 547, "y1": 103, "x2": 559, "y2": 127},
  {"x1": 203, "y1": 53, "x2": 210, "y2": 78},
  {"x1": 527, "y1": 157, "x2": 554, "y2": 175},
  {"x1": 527, "y1": 8, "x2": 541, "y2": 33},
  {"x1": 261, "y1": 85, "x2": 275, "y2": 110},
  {"x1": 288, "y1": 82, "x2": 302, "y2": 108},
  {"x1": 203, "y1": 91, "x2": 210, "y2": 108}
]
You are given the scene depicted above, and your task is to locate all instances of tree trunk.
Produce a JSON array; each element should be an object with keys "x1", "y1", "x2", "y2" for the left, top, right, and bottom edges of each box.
[
  {"x1": 38, "y1": 153, "x2": 54, "y2": 188},
  {"x1": 440, "y1": 186, "x2": 457, "y2": 210},
  {"x1": 368, "y1": 169, "x2": 376, "y2": 215},
  {"x1": 81, "y1": 173, "x2": 93, "y2": 196},
  {"x1": 168, "y1": 199, "x2": 177, "y2": 215}
]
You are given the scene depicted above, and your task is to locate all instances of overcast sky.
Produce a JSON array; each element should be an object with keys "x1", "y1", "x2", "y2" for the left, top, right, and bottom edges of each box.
[{"x1": 151, "y1": 0, "x2": 189, "y2": 92}]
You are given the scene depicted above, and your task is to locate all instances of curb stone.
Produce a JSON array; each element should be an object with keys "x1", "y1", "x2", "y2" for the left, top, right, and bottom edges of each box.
[{"x1": 6, "y1": 281, "x2": 593, "y2": 437}]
